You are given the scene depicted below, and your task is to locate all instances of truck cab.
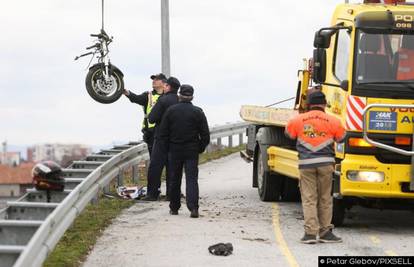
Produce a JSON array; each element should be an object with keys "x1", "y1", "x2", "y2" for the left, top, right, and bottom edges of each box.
[{"x1": 241, "y1": 0, "x2": 414, "y2": 226}]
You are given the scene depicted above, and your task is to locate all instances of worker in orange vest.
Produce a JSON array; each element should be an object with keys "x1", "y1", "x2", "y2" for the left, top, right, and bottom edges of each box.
[{"x1": 285, "y1": 91, "x2": 345, "y2": 244}]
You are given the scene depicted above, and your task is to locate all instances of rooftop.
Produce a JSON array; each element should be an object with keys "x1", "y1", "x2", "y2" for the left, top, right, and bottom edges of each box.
[{"x1": 0, "y1": 163, "x2": 35, "y2": 185}]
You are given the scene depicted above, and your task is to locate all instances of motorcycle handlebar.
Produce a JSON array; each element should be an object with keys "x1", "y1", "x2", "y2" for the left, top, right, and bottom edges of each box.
[
  {"x1": 90, "y1": 32, "x2": 111, "y2": 41},
  {"x1": 86, "y1": 44, "x2": 99, "y2": 50}
]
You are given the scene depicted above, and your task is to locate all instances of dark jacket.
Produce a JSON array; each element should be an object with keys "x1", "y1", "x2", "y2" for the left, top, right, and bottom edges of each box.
[
  {"x1": 148, "y1": 91, "x2": 179, "y2": 138},
  {"x1": 158, "y1": 101, "x2": 210, "y2": 159}
]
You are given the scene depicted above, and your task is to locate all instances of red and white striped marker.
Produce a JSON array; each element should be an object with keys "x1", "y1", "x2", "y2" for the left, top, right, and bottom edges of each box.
[{"x1": 346, "y1": 95, "x2": 367, "y2": 131}]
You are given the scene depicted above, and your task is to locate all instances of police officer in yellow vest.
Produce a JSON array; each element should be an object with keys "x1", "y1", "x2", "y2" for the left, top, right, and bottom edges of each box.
[{"x1": 123, "y1": 73, "x2": 166, "y2": 156}]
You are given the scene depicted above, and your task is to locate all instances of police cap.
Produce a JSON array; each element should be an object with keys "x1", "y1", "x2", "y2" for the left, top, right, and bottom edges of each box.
[
  {"x1": 150, "y1": 73, "x2": 167, "y2": 80},
  {"x1": 179, "y1": 84, "x2": 194, "y2": 97},
  {"x1": 166, "y1": 77, "x2": 181, "y2": 91}
]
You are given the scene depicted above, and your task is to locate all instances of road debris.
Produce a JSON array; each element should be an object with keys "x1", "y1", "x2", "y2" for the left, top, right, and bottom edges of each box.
[{"x1": 208, "y1": 243, "x2": 233, "y2": 256}]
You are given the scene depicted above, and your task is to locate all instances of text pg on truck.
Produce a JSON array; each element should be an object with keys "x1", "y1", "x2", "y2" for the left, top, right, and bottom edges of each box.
[{"x1": 240, "y1": 0, "x2": 414, "y2": 226}]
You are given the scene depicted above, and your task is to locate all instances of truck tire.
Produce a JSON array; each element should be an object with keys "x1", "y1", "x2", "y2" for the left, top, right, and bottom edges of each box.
[
  {"x1": 332, "y1": 198, "x2": 346, "y2": 227},
  {"x1": 256, "y1": 144, "x2": 283, "y2": 201},
  {"x1": 281, "y1": 178, "x2": 301, "y2": 202}
]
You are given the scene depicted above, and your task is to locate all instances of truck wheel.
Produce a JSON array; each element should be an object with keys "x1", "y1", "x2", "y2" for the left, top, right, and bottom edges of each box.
[
  {"x1": 332, "y1": 198, "x2": 346, "y2": 227},
  {"x1": 257, "y1": 145, "x2": 282, "y2": 201},
  {"x1": 281, "y1": 178, "x2": 301, "y2": 202}
]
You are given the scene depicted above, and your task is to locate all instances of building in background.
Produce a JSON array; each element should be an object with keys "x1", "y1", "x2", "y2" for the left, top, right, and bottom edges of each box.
[
  {"x1": 0, "y1": 163, "x2": 34, "y2": 197},
  {"x1": 0, "y1": 141, "x2": 21, "y2": 166},
  {"x1": 27, "y1": 143, "x2": 92, "y2": 167}
]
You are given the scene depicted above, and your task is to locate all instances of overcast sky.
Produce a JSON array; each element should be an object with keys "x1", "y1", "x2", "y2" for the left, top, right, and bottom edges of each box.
[{"x1": 0, "y1": 0, "x2": 343, "y2": 146}]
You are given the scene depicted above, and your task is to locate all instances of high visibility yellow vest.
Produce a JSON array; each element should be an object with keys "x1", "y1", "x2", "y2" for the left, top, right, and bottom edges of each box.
[{"x1": 142, "y1": 92, "x2": 160, "y2": 130}]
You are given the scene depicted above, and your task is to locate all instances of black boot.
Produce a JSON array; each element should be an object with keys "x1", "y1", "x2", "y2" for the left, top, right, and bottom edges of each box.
[
  {"x1": 140, "y1": 195, "x2": 158, "y2": 201},
  {"x1": 190, "y1": 209, "x2": 199, "y2": 218}
]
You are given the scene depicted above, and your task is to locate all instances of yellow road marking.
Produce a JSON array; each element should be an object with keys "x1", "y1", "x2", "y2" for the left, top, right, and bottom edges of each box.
[
  {"x1": 369, "y1": 235, "x2": 399, "y2": 256},
  {"x1": 369, "y1": 235, "x2": 381, "y2": 245},
  {"x1": 272, "y1": 203, "x2": 299, "y2": 267},
  {"x1": 385, "y1": 250, "x2": 399, "y2": 256}
]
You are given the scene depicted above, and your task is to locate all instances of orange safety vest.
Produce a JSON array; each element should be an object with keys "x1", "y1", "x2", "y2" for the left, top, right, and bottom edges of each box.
[
  {"x1": 285, "y1": 110, "x2": 346, "y2": 169},
  {"x1": 397, "y1": 48, "x2": 414, "y2": 80}
]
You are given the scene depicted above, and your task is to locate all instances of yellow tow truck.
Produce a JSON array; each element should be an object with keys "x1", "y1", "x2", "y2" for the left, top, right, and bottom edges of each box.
[{"x1": 240, "y1": 0, "x2": 414, "y2": 226}]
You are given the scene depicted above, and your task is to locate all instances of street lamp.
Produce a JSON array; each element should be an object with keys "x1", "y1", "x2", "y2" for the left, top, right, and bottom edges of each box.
[{"x1": 161, "y1": 0, "x2": 171, "y2": 77}]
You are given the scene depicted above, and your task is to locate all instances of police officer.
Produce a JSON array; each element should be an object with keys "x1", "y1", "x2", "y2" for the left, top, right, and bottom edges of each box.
[
  {"x1": 141, "y1": 76, "x2": 181, "y2": 201},
  {"x1": 285, "y1": 91, "x2": 345, "y2": 244},
  {"x1": 158, "y1": 85, "x2": 210, "y2": 218},
  {"x1": 123, "y1": 73, "x2": 166, "y2": 155}
]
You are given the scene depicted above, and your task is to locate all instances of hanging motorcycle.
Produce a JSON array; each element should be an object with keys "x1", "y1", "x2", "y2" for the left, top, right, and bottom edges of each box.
[{"x1": 75, "y1": 0, "x2": 124, "y2": 104}]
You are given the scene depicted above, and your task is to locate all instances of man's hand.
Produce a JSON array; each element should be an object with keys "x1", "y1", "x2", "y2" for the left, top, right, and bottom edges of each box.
[{"x1": 123, "y1": 89, "x2": 130, "y2": 96}]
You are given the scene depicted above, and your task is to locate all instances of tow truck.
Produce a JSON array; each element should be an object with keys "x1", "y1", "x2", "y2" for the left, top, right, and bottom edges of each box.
[{"x1": 240, "y1": 0, "x2": 414, "y2": 226}]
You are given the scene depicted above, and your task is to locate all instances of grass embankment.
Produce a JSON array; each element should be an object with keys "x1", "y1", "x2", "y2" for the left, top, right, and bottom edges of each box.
[{"x1": 43, "y1": 145, "x2": 244, "y2": 267}]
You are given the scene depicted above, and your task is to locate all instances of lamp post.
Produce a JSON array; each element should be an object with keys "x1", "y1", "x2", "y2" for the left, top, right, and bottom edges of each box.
[{"x1": 161, "y1": 0, "x2": 171, "y2": 77}]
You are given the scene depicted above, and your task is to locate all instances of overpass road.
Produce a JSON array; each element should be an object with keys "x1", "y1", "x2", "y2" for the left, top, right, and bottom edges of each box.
[{"x1": 83, "y1": 153, "x2": 414, "y2": 267}]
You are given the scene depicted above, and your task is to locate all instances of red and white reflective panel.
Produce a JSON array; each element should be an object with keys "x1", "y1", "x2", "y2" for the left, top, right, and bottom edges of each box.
[{"x1": 346, "y1": 95, "x2": 367, "y2": 131}]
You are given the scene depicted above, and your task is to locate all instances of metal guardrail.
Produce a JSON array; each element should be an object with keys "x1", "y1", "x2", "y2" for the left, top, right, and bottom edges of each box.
[
  {"x1": 0, "y1": 122, "x2": 248, "y2": 267},
  {"x1": 209, "y1": 122, "x2": 249, "y2": 148}
]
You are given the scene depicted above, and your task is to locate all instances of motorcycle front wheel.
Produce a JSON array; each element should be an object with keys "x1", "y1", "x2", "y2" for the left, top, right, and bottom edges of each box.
[{"x1": 85, "y1": 64, "x2": 124, "y2": 104}]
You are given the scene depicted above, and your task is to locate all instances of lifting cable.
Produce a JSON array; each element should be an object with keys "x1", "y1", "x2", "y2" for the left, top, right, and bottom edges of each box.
[
  {"x1": 265, "y1": 96, "x2": 295, "y2": 107},
  {"x1": 101, "y1": 0, "x2": 105, "y2": 31}
]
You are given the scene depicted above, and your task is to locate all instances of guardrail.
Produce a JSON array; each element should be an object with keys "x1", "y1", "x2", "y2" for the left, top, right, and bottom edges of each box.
[
  {"x1": 0, "y1": 122, "x2": 248, "y2": 267},
  {"x1": 209, "y1": 122, "x2": 248, "y2": 148}
]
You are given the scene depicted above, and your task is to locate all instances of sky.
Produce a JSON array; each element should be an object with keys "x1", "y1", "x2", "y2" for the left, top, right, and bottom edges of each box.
[{"x1": 0, "y1": 0, "x2": 344, "y2": 146}]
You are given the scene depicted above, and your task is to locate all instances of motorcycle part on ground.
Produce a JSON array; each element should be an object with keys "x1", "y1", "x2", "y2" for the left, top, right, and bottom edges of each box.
[
  {"x1": 32, "y1": 161, "x2": 65, "y2": 191},
  {"x1": 116, "y1": 185, "x2": 147, "y2": 199},
  {"x1": 86, "y1": 63, "x2": 124, "y2": 104},
  {"x1": 208, "y1": 243, "x2": 233, "y2": 256}
]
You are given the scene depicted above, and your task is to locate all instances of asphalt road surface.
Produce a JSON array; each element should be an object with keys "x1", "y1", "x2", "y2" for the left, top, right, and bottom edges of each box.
[{"x1": 83, "y1": 153, "x2": 414, "y2": 267}]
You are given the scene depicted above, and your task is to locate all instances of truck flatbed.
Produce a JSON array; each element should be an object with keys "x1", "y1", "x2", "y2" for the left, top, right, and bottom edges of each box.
[{"x1": 240, "y1": 105, "x2": 297, "y2": 127}]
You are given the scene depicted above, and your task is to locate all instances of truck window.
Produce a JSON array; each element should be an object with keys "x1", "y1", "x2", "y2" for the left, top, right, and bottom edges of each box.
[
  {"x1": 353, "y1": 30, "x2": 414, "y2": 99},
  {"x1": 355, "y1": 32, "x2": 393, "y2": 82},
  {"x1": 334, "y1": 30, "x2": 351, "y2": 82}
]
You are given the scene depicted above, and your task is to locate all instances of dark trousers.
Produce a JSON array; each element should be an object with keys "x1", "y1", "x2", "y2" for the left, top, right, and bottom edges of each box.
[
  {"x1": 147, "y1": 139, "x2": 169, "y2": 197},
  {"x1": 168, "y1": 154, "x2": 199, "y2": 212},
  {"x1": 143, "y1": 130, "x2": 154, "y2": 157}
]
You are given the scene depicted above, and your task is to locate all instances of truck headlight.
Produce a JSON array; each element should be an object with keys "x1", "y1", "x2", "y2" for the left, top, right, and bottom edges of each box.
[{"x1": 346, "y1": 171, "x2": 384, "y2": 182}]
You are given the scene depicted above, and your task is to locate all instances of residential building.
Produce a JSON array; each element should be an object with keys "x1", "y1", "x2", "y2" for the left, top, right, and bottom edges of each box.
[
  {"x1": 0, "y1": 141, "x2": 21, "y2": 166},
  {"x1": 0, "y1": 163, "x2": 34, "y2": 197},
  {"x1": 27, "y1": 143, "x2": 92, "y2": 166},
  {"x1": 0, "y1": 152, "x2": 21, "y2": 166}
]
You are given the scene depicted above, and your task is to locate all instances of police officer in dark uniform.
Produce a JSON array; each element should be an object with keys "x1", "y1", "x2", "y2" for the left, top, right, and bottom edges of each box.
[
  {"x1": 123, "y1": 73, "x2": 166, "y2": 156},
  {"x1": 141, "y1": 76, "x2": 181, "y2": 201},
  {"x1": 158, "y1": 84, "x2": 210, "y2": 217}
]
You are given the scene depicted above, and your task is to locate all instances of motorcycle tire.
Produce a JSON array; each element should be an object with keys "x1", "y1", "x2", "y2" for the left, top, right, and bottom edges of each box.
[{"x1": 85, "y1": 64, "x2": 124, "y2": 104}]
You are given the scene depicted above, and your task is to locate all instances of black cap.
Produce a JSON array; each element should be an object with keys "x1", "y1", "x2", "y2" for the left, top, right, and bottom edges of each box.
[
  {"x1": 179, "y1": 84, "x2": 194, "y2": 97},
  {"x1": 307, "y1": 91, "x2": 327, "y2": 105},
  {"x1": 166, "y1": 77, "x2": 181, "y2": 91},
  {"x1": 150, "y1": 73, "x2": 167, "y2": 80}
]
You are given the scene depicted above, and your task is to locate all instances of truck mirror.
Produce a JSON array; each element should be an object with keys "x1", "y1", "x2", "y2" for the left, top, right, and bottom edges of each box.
[
  {"x1": 340, "y1": 80, "x2": 349, "y2": 91},
  {"x1": 312, "y1": 48, "x2": 326, "y2": 84},
  {"x1": 314, "y1": 30, "x2": 333, "y2": 48},
  {"x1": 314, "y1": 34, "x2": 329, "y2": 48},
  {"x1": 313, "y1": 28, "x2": 338, "y2": 49}
]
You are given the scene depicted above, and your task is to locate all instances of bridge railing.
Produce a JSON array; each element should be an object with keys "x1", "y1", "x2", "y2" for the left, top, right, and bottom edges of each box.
[{"x1": 0, "y1": 122, "x2": 249, "y2": 267}]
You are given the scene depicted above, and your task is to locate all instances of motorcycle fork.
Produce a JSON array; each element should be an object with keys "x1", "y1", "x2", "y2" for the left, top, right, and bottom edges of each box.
[{"x1": 101, "y1": 41, "x2": 111, "y2": 81}]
